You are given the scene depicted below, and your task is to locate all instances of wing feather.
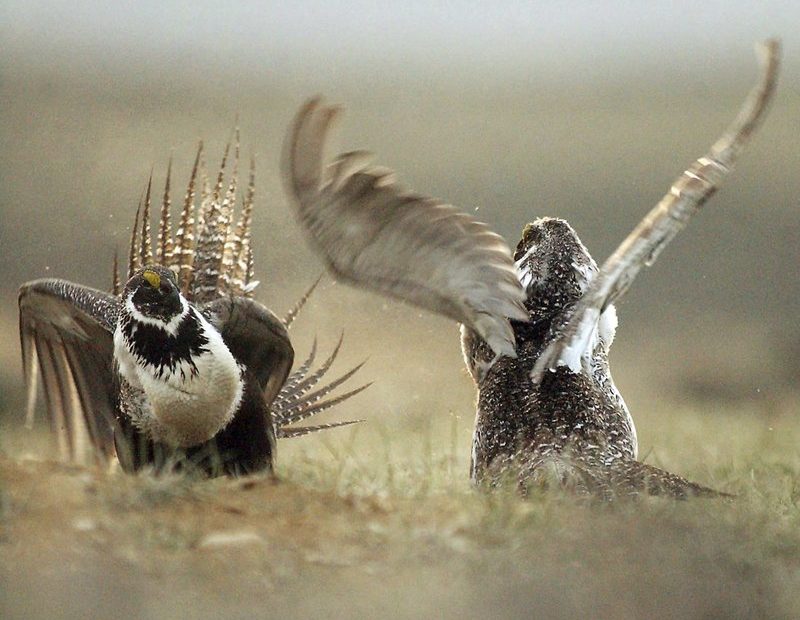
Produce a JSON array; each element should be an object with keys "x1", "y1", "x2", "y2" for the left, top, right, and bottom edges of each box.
[
  {"x1": 19, "y1": 279, "x2": 120, "y2": 463},
  {"x1": 532, "y1": 40, "x2": 781, "y2": 381},
  {"x1": 202, "y1": 297, "x2": 295, "y2": 410},
  {"x1": 281, "y1": 97, "x2": 528, "y2": 359}
]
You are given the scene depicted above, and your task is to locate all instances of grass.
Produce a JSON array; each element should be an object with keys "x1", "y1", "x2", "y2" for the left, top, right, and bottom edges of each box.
[{"x1": 1, "y1": 397, "x2": 799, "y2": 619}]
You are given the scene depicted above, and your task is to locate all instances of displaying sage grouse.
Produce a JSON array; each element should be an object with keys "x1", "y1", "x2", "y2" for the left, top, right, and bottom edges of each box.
[
  {"x1": 19, "y1": 138, "x2": 368, "y2": 476},
  {"x1": 282, "y1": 41, "x2": 779, "y2": 498}
]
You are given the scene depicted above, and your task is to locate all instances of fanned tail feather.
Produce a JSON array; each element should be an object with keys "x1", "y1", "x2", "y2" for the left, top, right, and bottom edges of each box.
[
  {"x1": 127, "y1": 197, "x2": 142, "y2": 279},
  {"x1": 277, "y1": 382, "x2": 371, "y2": 428},
  {"x1": 283, "y1": 274, "x2": 323, "y2": 328},
  {"x1": 111, "y1": 251, "x2": 121, "y2": 296},
  {"x1": 139, "y1": 174, "x2": 154, "y2": 266},
  {"x1": 219, "y1": 134, "x2": 244, "y2": 296},
  {"x1": 245, "y1": 245, "x2": 256, "y2": 292},
  {"x1": 123, "y1": 134, "x2": 258, "y2": 304},
  {"x1": 271, "y1": 336, "x2": 370, "y2": 435},
  {"x1": 278, "y1": 338, "x2": 318, "y2": 398},
  {"x1": 157, "y1": 157, "x2": 174, "y2": 265},
  {"x1": 193, "y1": 140, "x2": 233, "y2": 302},
  {"x1": 228, "y1": 155, "x2": 257, "y2": 297},
  {"x1": 277, "y1": 419, "x2": 364, "y2": 439},
  {"x1": 272, "y1": 333, "x2": 345, "y2": 410},
  {"x1": 175, "y1": 142, "x2": 202, "y2": 296}
]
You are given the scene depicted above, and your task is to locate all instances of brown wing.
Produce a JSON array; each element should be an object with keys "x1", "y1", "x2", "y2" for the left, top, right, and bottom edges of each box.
[
  {"x1": 281, "y1": 97, "x2": 528, "y2": 359},
  {"x1": 532, "y1": 40, "x2": 781, "y2": 382},
  {"x1": 202, "y1": 297, "x2": 295, "y2": 410},
  {"x1": 18, "y1": 279, "x2": 122, "y2": 464}
]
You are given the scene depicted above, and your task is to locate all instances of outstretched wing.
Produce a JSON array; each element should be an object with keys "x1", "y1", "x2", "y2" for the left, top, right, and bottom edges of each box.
[
  {"x1": 203, "y1": 297, "x2": 295, "y2": 410},
  {"x1": 281, "y1": 97, "x2": 528, "y2": 359},
  {"x1": 18, "y1": 279, "x2": 121, "y2": 463},
  {"x1": 532, "y1": 40, "x2": 781, "y2": 381}
]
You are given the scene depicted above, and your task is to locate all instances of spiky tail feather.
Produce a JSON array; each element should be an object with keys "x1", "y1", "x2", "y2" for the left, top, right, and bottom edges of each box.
[
  {"x1": 122, "y1": 137, "x2": 259, "y2": 302},
  {"x1": 519, "y1": 454, "x2": 730, "y2": 501},
  {"x1": 277, "y1": 419, "x2": 364, "y2": 439},
  {"x1": 283, "y1": 274, "x2": 323, "y2": 329},
  {"x1": 271, "y1": 337, "x2": 370, "y2": 436},
  {"x1": 116, "y1": 140, "x2": 368, "y2": 440}
]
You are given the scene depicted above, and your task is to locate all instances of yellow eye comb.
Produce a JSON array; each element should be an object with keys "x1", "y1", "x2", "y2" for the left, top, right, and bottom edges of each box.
[{"x1": 142, "y1": 270, "x2": 161, "y2": 288}]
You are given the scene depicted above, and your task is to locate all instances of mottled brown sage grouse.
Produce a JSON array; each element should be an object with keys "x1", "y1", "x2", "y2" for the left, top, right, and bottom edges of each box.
[
  {"x1": 19, "y1": 136, "x2": 369, "y2": 476},
  {"x1": 281, "y1": 41, "x2": 779, "y2": 498}
]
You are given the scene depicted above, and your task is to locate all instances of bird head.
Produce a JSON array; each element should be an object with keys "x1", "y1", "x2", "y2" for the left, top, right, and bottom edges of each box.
[
  {"x1": 514, "y1": 218, "x2": 597, "y2": 318},
  {"x1": 124, "y1": 266, "x2": 186, "y2": 325}
]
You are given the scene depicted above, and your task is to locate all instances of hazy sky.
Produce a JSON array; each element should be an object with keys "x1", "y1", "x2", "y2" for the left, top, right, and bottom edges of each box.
[{"x1": 3, "y1": 1, "x2": 796, "y2": 82}]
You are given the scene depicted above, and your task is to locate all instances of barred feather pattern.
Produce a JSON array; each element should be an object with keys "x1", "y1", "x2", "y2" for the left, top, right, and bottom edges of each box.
[
  {"x1": 140, "y1": 176, "x2": 154, "y2": 266},
  {"x1": 271, "y1": 337, "x2": 370, "y2": 434},
  {"x1": 157, "y1": 158, "x2": 174, "y2": 265},
  {"x1": 126, "y1": 139, "x2": 262, "y2": 303},
  {"x1": 218, "y1": 179, "x2": 242, "y2": 295},
  {"x1": 283, "y1": 275, "x2": 322, "y2": 329},
  {"x1": 227, "y1": 156, "x2": 256, "y2": 296},
  {"x1": 112, "y1": 251, "x2": 121, "y2": 296},
  {"x1": 175, "y1": 143, "x2": 202, "y2": 295},
  {"x1": 277, "y1": 420, "x2": 363, "y2": 439},
  {"x1": 127, "y1": 197, "x2": 142, "y2": 279},
  {"x1": 119, "y1": 139, "x2": 368, "y2": 439},
  {"x1": 192, "y1": 142, "x2": 235, "y2": 303}
]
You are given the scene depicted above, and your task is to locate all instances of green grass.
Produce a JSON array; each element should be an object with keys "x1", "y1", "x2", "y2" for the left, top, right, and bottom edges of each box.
[{"x1": 1, "y1": 399, "x2": 799, "y2": 619}]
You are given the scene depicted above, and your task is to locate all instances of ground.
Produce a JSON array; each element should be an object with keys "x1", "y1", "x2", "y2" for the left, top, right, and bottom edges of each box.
[{"x1": 2, "y1": 400, "x2": 799, "y2": 620}]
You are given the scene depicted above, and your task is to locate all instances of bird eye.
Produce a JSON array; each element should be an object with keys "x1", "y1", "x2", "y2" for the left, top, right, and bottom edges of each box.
[{"x1": 142, "y1": 270, "x2": 161, "y2": 289}]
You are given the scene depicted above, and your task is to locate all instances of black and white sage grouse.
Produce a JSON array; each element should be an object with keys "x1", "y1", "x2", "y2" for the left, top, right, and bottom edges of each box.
[
  {"x1": 282, "y1": 41, "x2": 779, "y2": 498},
  {"x1": 19, "y1": 138, "x2": 368, "y2": 476}
]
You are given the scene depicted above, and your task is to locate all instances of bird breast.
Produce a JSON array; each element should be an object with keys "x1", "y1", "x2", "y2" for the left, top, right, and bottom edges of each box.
[{"x1": 114, "y1": 311, "x2": 244, "y2": 447}]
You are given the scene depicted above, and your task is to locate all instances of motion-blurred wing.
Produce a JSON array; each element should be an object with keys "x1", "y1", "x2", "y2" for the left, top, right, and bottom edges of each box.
[
  {"x1": 204, "y1": 297, "x2": 295, "y2": 409},
  {"x1": 18, "y1": 279, "x2": 121, "y2": 463},
  {"x1": 532, "y1": 40, "x2": 781, "y2": 382},
  {"x1": 281, "y1": 97, "x2": 528, "y2": 359}
]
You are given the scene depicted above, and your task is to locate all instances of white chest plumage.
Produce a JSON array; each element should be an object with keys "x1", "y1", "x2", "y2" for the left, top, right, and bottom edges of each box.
[{"x1": 113, "y1": 304, "x2": 244, "y2": 448}]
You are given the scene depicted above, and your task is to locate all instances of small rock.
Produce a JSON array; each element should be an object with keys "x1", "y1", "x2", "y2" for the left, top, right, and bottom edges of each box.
[
  {"x1": 199, "y1": 530, "x2": 265, "y2": 549},
  {"x1": 72, "y1": 517, "x2": 97, "y2": 532}
]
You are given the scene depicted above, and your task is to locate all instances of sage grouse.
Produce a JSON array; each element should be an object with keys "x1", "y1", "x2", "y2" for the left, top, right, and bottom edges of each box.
[
  {"x1": 19, "y1": 138, "x2": 368, "y2": 476},
  {"x1": 281, "y1": 41, "x2": 779, "y2": 498}
]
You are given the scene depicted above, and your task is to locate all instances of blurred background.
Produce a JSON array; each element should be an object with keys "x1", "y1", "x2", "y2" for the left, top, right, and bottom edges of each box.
[{"x1": 1, "y1": 1, "x2": 798, "y2": 446}]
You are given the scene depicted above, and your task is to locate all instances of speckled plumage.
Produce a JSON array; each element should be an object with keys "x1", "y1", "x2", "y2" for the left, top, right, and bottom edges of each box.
[
  {"x1": 463, "y1": 43, "x2": 779, "y2": 497},
  {"x1": 462, "y1": 218, "x2": 717, "y2": 498}
]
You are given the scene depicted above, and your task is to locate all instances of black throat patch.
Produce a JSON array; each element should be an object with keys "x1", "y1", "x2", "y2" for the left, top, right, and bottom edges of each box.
[{"x1": 121, "y1": 308, "x2": 210, "y2": 380}]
